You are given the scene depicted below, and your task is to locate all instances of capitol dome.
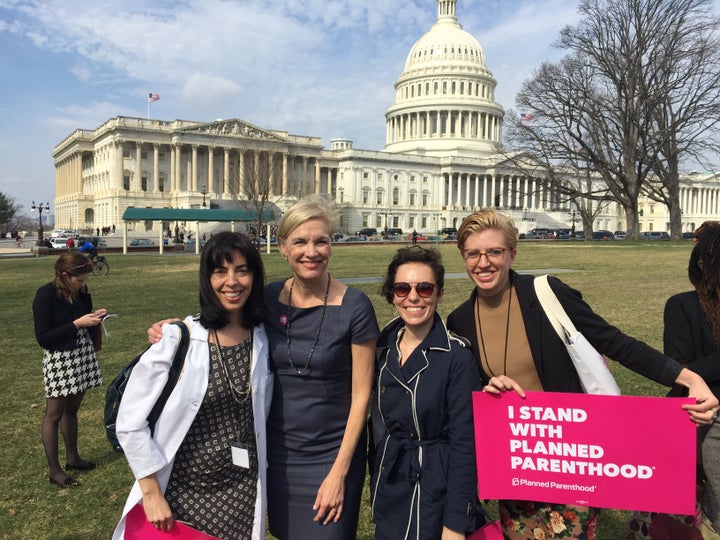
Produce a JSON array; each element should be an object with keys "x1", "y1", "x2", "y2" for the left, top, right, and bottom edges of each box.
[{"x1": 384, "y1": 0, "x2": 505, "y2": 157}]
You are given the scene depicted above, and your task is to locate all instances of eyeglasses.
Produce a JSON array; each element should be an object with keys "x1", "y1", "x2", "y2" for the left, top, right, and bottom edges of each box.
[
  {"x1": 462, "y1": 247, "x2": 509, "y2": 264},
  {"x1": 392, "y1": 282, "x2": 438, "y2": 298}
]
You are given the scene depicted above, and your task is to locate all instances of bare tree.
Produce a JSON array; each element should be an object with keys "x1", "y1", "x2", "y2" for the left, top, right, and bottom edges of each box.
[
  {"x1": 507, "y1": 0, "x2": 720, "y2": 239},
  {"x1": 638, "y1": 0, "x2": 720, "y2": 238},
  {"x1": 230, "y1": 149, "x2": 282, "y2": 240}
]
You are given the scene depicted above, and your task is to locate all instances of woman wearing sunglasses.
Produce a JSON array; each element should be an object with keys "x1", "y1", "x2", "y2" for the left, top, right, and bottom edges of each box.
[
  {"x1": 447, "y1": 208, "x2": 720, "y2": 540},
  {"x1": 369, "y1": 246, "x2": 484, "y2": 540}
]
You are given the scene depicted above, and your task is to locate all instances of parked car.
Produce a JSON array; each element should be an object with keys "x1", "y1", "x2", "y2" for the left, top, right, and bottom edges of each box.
[
  {"x1": 386, "y1": 228, "x2": 403, "y2": 236},
  {"x1": 50, "y1": 229, "x2": 77, "y2": 238},
  {"x1": 129, "y1": 238, "x2": 155, "y2": 246},
  {"x1": 682, "y1": 232, "x2": 695, "y2": 240},
  {"x1": 357, "y1": 227, "x2": 378, "y2": 237},
  {"x1": 440, "y1": 227, "x2": 457, "y2": 236},
  {"x1": 592, "y1": 230, "x2": 615, "y2": 240},
  {"x1": 49, "y1": 237, "x2": 71, "y2": 249},
  {"x1": 343, "y1": 235, "x2": 366, "y2": 242},
  {"x1": 613, "y1": 231, "x2": 627, "y2": 240},
  {"x1": 525, "y1": 228, "x2": 553, "y2": 239},
  {"x1": 641, "y1": 231, "x2": 670, "y2": 241}
]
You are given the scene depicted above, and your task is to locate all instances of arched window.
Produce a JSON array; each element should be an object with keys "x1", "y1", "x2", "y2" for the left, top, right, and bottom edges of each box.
[{"x1": 393, "y1": 187, "x2": 399, "y2": 205}]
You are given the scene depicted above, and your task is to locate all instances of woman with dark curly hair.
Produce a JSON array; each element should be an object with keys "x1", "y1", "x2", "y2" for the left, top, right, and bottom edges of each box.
[
  {"x1": 370, "y1": 246, "x2": 484, "y2": 540},
  {"x1": 33, "y1": 252, "x2": 106, "y2": 488}
]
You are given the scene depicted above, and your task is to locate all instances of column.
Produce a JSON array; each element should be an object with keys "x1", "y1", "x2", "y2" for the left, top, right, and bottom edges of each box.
[
  {"x1": 175, "y1": 144, "x2": 182, "y2": 191},
  {"x1": 253, "y1": 150, "x2": 260, "y2": 199},
  {"x1": 191, "y1": 145, "x2": 198, "y2": 192},
  {"x1": 238, "y1": 149, "x2": 245, "y2": 197},
  {"x1": 153, "y1": 144, "x2": 160, "y2": 192},
  {"x1": 282, "y1": 153, "x2": 288, "y2": 195},
  {"x1": 315, "y1": 159, "x2": 321, "y2": 194},
  {"x1": 170, "y1": 145, "x2": 176, "y2": 192},
  {"x1": 135, "y1": 143, "x2": 142, "y2": 191},
  {"x1": 207, "y1": 146, "x2": 214, "y2": 196},
  {"x1": 117, "y1": 142, "x2": 124, "y2": 189},
  {"x1": 223, "y1": 148, "x2": 230, "y2": 195}
]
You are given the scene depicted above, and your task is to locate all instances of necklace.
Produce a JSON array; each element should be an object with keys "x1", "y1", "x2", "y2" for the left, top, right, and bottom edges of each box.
[
  {"x1": 475, "y1": 284, "x2": 512, "y2": 377},
  {"x1": 212, "y1": 329, "x2": 253, "y2": 403},
  {"x1": 285, "y1": 273, "x2": 331, "y2": 375}
]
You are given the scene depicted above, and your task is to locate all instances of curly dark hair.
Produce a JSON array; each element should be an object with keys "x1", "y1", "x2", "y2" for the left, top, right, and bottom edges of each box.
[
  {"x1": 689, "y1": 221, "x2": 720, "y2": 346},
  {"x1": 379, "y1": 246, "x2": 444, "y2": 304},
  {"x1": 198, "y1": 232, "x2": 269, "y2": 330}
]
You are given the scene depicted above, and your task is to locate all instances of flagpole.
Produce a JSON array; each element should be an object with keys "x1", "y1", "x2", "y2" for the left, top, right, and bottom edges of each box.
[{"x1": 147, "y1": 92, "x2": 150, "y2": 120}]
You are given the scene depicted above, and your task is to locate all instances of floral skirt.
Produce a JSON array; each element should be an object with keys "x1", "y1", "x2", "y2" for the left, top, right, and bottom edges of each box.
[{"x1": 499, "y1": 499, "x2": 599, "y2": 539}]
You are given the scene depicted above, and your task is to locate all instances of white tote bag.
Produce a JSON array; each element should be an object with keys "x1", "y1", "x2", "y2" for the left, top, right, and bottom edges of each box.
[{"x1": 533, "y1": 275, "x2": 621, "y2": 395}]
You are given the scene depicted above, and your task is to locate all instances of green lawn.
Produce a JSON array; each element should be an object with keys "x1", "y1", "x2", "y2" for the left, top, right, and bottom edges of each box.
[{"x1": 0, "y1": 240, "x2": 697, "y2": 539}]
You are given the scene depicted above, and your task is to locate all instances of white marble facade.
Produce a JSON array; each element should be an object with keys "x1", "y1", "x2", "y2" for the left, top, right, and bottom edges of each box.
[{"x1": 52, "y1": 0, "x2": 720, "y2": 235}]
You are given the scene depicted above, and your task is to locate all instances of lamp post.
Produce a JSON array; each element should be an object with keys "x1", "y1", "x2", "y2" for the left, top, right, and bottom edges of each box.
[
  {"x1": 570, "y1": 210, "x2": 577, "y2": 236},
  {"x1": 201, "y1": 185, "x2": 207, "y2": 207},
  {"x1": 381, "y1": 210, "x2": 391, "y2": 239},
  {"x1": 31, "y1": 201, "x2": 50, "y2": 246}
]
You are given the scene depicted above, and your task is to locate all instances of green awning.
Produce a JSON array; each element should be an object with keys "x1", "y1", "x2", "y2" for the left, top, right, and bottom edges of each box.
[{"x1": 121, "y1": 207, "x2": 272, "y2": 222}]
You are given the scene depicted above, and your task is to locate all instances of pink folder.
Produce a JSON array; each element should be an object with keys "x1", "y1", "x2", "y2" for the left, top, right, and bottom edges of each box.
[{"x1": 125, "y1": 504, "x2": 220, "y2": 539}]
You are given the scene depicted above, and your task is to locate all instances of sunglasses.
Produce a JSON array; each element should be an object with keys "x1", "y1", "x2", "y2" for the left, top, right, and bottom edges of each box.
[{"x1": 392, "y1": 281, "x2": 438, "y2": 298}]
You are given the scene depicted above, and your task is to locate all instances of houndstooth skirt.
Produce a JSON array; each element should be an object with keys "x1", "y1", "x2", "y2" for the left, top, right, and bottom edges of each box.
[{"x1": 42, "y1": 328, "x2": 102, "y2": 398}]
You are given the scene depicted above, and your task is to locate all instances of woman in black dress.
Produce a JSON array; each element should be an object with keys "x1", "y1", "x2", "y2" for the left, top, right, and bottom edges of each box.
[
  {"x1": 33, "y1": 252, "x2": 105, "y2": 488},
  {"x1": 265, "y1": 196, "x2": 379, "y2": 539}
]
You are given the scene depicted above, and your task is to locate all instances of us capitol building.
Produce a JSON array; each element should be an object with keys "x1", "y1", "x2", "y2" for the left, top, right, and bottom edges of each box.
[{"x1": 52, "y1": 0, "x2": 720, "y2": 236}]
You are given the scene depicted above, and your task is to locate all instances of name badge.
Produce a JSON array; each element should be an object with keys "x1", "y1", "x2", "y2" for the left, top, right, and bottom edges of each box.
[{"x1": 231, "y1": 442, "x2": 249, "y2": 469}]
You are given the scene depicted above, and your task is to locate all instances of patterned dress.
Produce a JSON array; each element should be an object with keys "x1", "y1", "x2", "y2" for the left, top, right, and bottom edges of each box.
[
  {"x1": 33, "y1": 282, "x2": 102, "y2": 398},
  {"x1": 42, "y1": 327, "x2": 102, "y2": 397},
  {"x1": 165, "y1": 338, "x2": 258, "y2": 540}
]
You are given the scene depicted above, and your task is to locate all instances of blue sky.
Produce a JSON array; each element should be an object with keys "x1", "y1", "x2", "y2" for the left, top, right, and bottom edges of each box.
[{"x1": 0, "y1": 0, "x2": 584, "y2": 217}]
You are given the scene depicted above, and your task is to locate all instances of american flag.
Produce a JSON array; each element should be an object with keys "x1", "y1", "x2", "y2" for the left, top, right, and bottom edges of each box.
[
  {"x1": 148, "y1": 93, "x2": 160, "y2": 103},
  {"x1": 520, "y1": 112, "x2": 533, "y2": 122}
]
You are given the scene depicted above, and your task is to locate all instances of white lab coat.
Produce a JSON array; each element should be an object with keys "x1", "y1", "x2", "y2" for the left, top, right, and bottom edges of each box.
[{"x1": 112, "y1": 316, "x2": 272, "y2": 540}]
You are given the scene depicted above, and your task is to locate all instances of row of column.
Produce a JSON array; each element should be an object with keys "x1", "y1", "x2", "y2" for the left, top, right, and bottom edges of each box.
[
  {"x1": 387, "y1": 109, "x2": 501, "y2": 143},
  {"x1": 681, "y1": 185, "x2": 720, "y2": 216},
  {"x1": 443, "y1": 172, "x2": 560, "y2": 210},
  {"x1": 113, "y1": 142, "x2": 335, "y2": 199},
  {"x1": 55, "y1": 153, "x2": 84, "y2": 197}
]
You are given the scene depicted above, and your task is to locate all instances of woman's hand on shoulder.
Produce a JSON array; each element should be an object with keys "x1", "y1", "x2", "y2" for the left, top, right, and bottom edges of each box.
[
  {"x1": 482, "y1": 375, "x2": 526, "y2": 398},
  {"x1": 147, "y1": 318, "x2": 181, "y2": 344}
]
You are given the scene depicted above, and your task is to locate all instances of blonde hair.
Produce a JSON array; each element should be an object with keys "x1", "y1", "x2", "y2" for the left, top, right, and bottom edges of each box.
[
  {"x1": 456, "y1": 208, "x2": 518, "y2": 251},
  {"x1": 277, "y1": 196, "x2": 337, "y2": 240}
]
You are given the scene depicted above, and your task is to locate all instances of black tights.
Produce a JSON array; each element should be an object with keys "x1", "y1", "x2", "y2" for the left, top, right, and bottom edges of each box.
[{"x1": 42, "y1": 393, "x2": 85, "y2": 480}]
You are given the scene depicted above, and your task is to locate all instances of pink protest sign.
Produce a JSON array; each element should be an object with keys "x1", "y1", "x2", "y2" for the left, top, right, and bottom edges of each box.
[{"x1": 473, "y1": 391, "x2": 696, "y2": 514}]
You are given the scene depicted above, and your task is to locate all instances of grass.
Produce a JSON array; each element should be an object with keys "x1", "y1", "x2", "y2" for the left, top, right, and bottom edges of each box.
[{"x1": 0, "y1": 240, "x2": 696, "y2": 539}]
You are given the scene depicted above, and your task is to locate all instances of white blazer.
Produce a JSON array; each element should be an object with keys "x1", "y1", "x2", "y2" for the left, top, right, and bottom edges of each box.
[{"x1": 112, "y1": 316, "x2": 272, "y2": 540}]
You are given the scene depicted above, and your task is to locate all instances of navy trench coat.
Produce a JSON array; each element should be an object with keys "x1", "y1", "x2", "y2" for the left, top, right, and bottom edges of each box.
[{"x1": 369, "y1": 314, "x2": 484, "y2": 540}]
